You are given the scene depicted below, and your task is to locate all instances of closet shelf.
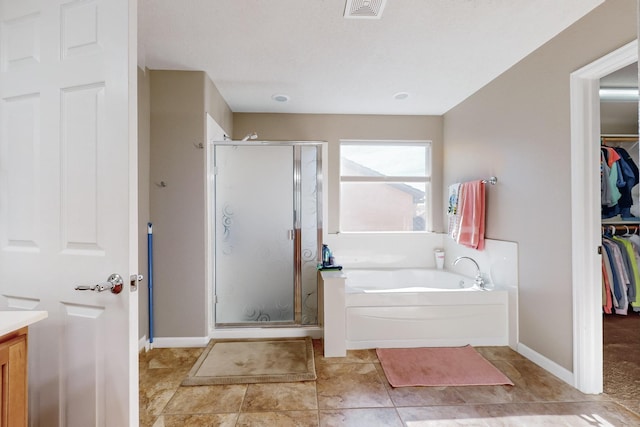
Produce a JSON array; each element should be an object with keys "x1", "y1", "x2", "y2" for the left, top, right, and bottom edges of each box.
[
  {"x1": 602, "y1": 215, "x2": 640, "y2": 225},
  {"x1": 602, "y1": 220, "x2": 640, "y2": 225}
]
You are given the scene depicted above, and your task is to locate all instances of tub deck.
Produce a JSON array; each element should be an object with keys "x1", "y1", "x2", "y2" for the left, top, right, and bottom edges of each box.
[{"x1": 320, "y1": 269, "x2": 510, "y2": 357}]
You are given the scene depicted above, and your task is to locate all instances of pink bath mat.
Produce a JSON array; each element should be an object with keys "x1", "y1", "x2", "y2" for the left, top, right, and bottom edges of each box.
[{"x1": 376, "y1": 345, "x2": 514, "y2": 387}]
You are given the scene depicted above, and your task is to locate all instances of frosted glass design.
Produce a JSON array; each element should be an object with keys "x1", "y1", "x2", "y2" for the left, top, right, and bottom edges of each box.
[
  {"x1": 300, "y1": 146, "x2": 319, "y2": 324},
  {"x1": 215, "y1": 145, "x2": 295, "y2": 324},
  {"x1": 221, "y1": 204, "x2": 234, "y2": 255}
]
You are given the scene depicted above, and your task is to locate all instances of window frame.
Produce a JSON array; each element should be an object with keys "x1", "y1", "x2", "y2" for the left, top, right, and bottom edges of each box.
[{"x1": 338, "y1": 139, "x2": 432, "y2": 233}]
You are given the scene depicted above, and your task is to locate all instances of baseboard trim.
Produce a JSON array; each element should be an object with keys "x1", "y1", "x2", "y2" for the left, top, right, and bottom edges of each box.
[
  {"x1": 138, "y1": 335, "x2": 149, "y2": 352},
  {"x1": 210, "y1": 326, "x2": 323, "y2": 340},
  {"x1": 149, "y1": 328, "x2": 323, "y2": 348},
  {"x1": 517, "y1": 342, "x2": 574, "y2": 386},
  {"x1": 152, "y1": 336, "x2": 209, "y2": 348}
]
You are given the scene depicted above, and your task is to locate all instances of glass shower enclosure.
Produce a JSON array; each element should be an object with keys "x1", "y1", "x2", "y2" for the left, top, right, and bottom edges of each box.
[{"x1": 212, "y1": 142, "x2": 322, "y2": 327}]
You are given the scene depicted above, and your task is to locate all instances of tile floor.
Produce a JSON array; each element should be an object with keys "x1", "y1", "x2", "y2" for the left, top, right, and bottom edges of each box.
[{"x1": 140, "y1": 334, "x2": 640, "y2": 426}]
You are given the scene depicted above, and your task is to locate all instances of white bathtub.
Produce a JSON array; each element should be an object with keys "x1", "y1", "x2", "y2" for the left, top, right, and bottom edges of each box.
[
  {"x1": 320, "y1": 268, "x2": 509, "y2": 355},
  {"x1": 346, "y1": 268, "x2": 481, "y2": 293}
]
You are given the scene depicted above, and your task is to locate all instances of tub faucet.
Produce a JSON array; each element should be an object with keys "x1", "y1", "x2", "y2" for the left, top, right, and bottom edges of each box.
[{"x1": 452, "y1": 256, "x2": 485, "y2": 289}]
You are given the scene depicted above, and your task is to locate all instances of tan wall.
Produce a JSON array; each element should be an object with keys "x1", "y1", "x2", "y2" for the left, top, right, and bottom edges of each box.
[
  {"x1": 232, "y1": 114, "x2": 444, "y2": 232},
  {"x1": 600, "y1": 101, "x2": 639, "y2": 134},
  {"x1": 443, "y1": 0, "x2": 637, "y2": 371},
  {"x1": 205, "y1": 75, "x2": 233, "y2": 135},
  {"x1": 148, "y1": 70, "x2": 232, "y2": 339},
  {"x1": 138, "y1": 67, "x2": 151, "y2": 341},
  {"x1": 150, "y1": 70, "x2": 206, "y2": 337}
]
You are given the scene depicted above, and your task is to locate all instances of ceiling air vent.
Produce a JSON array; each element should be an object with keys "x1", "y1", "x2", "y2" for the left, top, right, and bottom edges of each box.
[{"x1": 344, "y1": 0, "x2": 387, "y2": 19}]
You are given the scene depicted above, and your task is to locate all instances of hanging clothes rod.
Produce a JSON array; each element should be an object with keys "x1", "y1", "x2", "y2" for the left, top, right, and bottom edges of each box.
[
  {"x1": 481, "y1": 176, "x2": 498, "y2": 185},
  {"x1": 602, "y1": 223, "x2": 640, "y2": 235},
  {"x1": 601, "y1": 134, "x2": 639, "y2": 143}
]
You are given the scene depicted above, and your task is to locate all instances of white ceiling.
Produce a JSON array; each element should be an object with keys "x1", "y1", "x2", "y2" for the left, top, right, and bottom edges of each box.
[{"x1": 138, "y1": 0, "x2": 604, "y2": 115}]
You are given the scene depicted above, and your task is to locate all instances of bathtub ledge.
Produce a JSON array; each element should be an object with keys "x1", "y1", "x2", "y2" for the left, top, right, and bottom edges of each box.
[{"x1": 319, "y1": 271, "x2": 347, "y2": 357}]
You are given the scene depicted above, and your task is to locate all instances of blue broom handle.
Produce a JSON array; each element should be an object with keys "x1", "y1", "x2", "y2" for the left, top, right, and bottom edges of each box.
[{"x1": 147, "y1": 223, "x2": 154, "y2": 344}]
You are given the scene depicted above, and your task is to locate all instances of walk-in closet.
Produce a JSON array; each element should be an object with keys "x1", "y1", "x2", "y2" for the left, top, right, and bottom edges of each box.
[{"x1": 600, "y1": 62, "x2": 640, "y2": 406}]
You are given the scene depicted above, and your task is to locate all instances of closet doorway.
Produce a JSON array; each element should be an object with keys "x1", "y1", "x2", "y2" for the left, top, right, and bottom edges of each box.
[
  {"x1": 569, "y1": 39, "x2": 637, "y2": 394},
  {"x1": 599, "y1": 61, "x2": 640, "y2": 404}
]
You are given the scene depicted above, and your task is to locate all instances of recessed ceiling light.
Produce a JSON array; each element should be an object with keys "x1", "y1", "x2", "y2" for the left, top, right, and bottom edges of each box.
[
  {"x1": 393, "y1": 92, "x2": 410, "y2": 100},
  {"x1": 272, "y1": 94, "x2": 290, "y2": 102}
]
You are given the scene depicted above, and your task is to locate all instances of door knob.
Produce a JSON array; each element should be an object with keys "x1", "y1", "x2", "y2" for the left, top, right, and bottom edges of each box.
[{"x1": 75, "y1": 273, "x2": 124, "y2": 294}]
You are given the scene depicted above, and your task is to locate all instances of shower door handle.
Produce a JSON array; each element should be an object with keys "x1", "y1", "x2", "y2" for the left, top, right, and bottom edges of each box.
[{"x1": 287, "y1": 229, "x2": 295, "y2": 240}]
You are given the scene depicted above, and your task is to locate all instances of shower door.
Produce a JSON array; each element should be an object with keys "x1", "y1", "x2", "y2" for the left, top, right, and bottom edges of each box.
[{"x1": 213, "y1": 143, "x2": 320, "y2": 326}]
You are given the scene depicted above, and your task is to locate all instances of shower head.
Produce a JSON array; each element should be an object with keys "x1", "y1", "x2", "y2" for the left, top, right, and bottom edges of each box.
[{"x1": 241, "y1": 132, "x2": 258, "y2": 141}]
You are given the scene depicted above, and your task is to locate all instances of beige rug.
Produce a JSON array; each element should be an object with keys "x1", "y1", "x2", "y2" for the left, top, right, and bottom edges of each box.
[{"x1": 182, "y1": 337, "x2": 316, "y2": 385}]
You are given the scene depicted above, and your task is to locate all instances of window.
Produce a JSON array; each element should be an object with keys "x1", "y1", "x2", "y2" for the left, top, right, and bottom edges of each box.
[{"x1": 339, "y1": 140, "x2": 431, "y2": 232}]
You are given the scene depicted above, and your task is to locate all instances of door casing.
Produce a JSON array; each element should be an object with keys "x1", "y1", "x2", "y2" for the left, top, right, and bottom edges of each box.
[{"x1": 570, "y1": 39, "x2": 637, "y2": 394}]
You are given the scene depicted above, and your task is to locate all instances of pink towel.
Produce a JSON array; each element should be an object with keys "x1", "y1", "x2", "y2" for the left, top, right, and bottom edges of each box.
[{"x1": 456, "y1": 180, "x2": 485, "y2": 250}]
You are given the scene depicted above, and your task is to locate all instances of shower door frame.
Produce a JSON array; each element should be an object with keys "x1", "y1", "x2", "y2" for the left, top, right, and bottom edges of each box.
[{"x1": 210, "y1": 141, "x2": 324, "y2": 328}]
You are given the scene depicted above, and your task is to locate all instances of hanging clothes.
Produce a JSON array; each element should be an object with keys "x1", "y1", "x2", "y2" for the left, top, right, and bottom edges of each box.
[
  {"x1": 601, "y1": 231, "x2": 640, "y2": 315},
  {"x1": 626, "y1": 233, "x2": 640, "y2": 312},
  {"x1": 601, "y1": 145, "x2": 640, "y2": 219},
  {"x1": 602, "y1": 256, "x2": 613, "y2": 314},
  {"x1": 602, "y1": 237, "x2": 629, "y2": 315},
  {"x1": 614, "y1": 147, "x2": 640, "y2": 218}
]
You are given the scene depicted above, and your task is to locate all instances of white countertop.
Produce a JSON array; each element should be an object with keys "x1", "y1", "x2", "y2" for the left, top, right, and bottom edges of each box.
[{"x1": 0, "y1": 311, "x2": 48, "y2": 337}]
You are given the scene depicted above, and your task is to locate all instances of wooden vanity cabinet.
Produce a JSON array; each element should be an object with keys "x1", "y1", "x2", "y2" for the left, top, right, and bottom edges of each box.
[{"x1": 0, "y1": 327, "x2": 27, "y2": 427}]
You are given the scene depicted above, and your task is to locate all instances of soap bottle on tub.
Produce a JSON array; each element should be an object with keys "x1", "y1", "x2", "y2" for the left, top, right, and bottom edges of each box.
[{"x1": 322, "y1": 244, "x2": 332, "y2": 267}]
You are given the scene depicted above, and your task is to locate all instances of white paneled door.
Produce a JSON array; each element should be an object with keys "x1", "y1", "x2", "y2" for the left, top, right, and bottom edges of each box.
[{"x1": 0, "y1": 0, "x2": 138, "y2": 426}]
